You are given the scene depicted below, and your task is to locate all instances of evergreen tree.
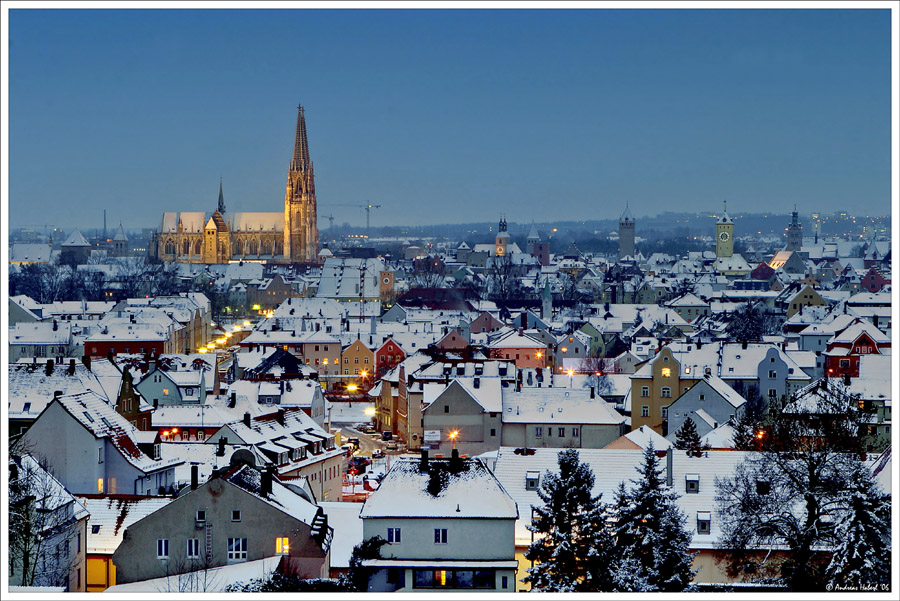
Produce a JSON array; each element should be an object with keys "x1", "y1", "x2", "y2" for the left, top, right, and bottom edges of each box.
[
  {"x1": 673, "y1": 418, "x2": 709, "y2": 456},
  {"x1": 612, "y1": 442, "x2": 697, "y2": 591},
  {"x1": 824, "y1": 468, "x2": 891, "y2": 590},
  {"x1": 524, "y1": 448, "x2": 617, "y2": 591}
]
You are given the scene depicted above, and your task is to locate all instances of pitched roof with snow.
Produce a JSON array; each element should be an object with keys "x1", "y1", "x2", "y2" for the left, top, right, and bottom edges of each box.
[
  {"x1": 500, "y1": 387, "x2": 625, "y2": 426},
  {"x1": 62, "y1": 229, "x2": 91, "y2": 247},
  {"x1": 77, "y1": 496, "x2": 172, "y2": 554},
  {"x1": 360, "y1": 458, "x2": 518, "y2": 519}
]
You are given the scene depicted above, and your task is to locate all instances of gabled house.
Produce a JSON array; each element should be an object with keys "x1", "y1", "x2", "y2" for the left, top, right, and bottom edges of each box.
[
  {"x1": 112, "y1": 461, "x2": 332, "y2": 585},
  {"x1": 488, "y1": 329, "x2": 546, "y2": 369},
  {"x1": 206, "y1": 407, "x2": 343, "y2": 501},
  {"x1": 421, "y1": 379, "x2": 503, "y2": 456},
  {"x1": 359, "y1": 455, "x2": 518, "y2": 592},
  {"x1": 824, "y1": 318, "x2": 891, "y2": 378},
  {"x1": 664, "y1": 375, "x2": 746, "y2": 441},
  {"x1": 20, "y1": 391, "x2": 183, "y2": 496},
  {"x1": 9, "y1": 453, "x2": 90, "y2": 591},
  {"x1": 375, "y1": 337, "x2": 406, "y2": 378}
]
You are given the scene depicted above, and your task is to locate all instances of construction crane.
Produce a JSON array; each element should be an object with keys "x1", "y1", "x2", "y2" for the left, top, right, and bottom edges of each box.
[{"x1": 327, "y1": 202, "x2": 382, "y2": 237}]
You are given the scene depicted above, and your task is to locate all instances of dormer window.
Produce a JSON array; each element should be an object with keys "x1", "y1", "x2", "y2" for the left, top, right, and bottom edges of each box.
[
  {"x1": 685, "y1": 474, "x2": 700, "y2": 494},
  {"x1": 697, "y1": 511, "x2": 711, "y2": 534},
  {"x1": 526, "y1": 471, "x2": 540, "y2": 490}
]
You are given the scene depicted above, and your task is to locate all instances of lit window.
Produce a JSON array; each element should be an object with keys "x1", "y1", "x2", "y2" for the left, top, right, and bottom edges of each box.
[
  {"x1": 661, "y1": 368, "x2": 671, "y2": 378},
  {"x1": 162, "y1": 388, "x2": 169, "y2": 396},
  {"x1": 97, "y1": 478, "x2": 104, "y2": 493},
  {"x1": 276, "y1": 537, "x2": 290, "y2": 555}
]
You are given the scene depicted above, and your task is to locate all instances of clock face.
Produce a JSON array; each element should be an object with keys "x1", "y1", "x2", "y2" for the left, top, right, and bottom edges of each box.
[{"x1": 719, "y1": 231, "x2": 730, "y2": 242}]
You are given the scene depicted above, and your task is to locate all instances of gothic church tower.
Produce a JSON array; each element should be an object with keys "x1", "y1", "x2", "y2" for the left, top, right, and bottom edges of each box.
[{"x1": 284, "y1": 105, "x2": 320, "y2": 263}]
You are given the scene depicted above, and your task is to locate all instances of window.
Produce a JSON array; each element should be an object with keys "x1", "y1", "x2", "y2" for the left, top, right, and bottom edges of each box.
[
  {"x1": 699, "y1": 394, "x2": 705, "y2": 401},
  {"x1": 276, "y1": 537, "x2": 290, "y2": 555},
  {"x1": 444, "y1": 405, "x2": 449, "y2": 413},
  {"x1": 768, "y1": 369, "x2": 777, "y2": 379},
  {"x1": 526, "y1": 471, "x2": 540, "y2": 490},
  {"x1": 157, "y1": 538, "x2": 169, "y2": 559},
  {"x1": 387, "y1": 527, "x2": 402, "y2": 543},
  {"x1": 641, "y1": 406, "x2": 649, "y2": 418},
  {"x1": 227, "y1": 537, "x2": 248, "y2": 560},
  {"x1": 558, "y1": 427, "x2": 565, "y2": 437},
  {"x1": 91, "y1": 525, "x2": 101, "y2": 534},
  {"x1": 572, "y1": 427, "x2": 579, "y2": 437},
  {"x1": 839, "y1": 359, "x2": 850, "y2": 368},
  {"x1": 162, "y1": 388, "x2": 169, "y2": 396},
  {"x1": 77, "y1": 532, "x2": 81, "y2": 553},
  {"x1": 768, "y1": 389, "x2": 777, "y2": 399},
  {"x1": 535, "y1": 426, "x2": 543, "y2": 437},
  {"x1": 697, "y1": 512, "x2": 711, "y2": 534},
  {"x1": 97, "y1": 478, "x2": 104, "y2": 493},
  {"x1": 413, "y1": 570, "x2": 494, "y2": 589},
  {"x1": 490, "y1": 428, "x2": 496, "y2": 437},
  {"x1": 661, "y1": 387, "x2": 671, "y2": 398},
  {"x1": 198, "y1": 430, "x2": 205, "y2": 441},
  {"x1": 187, "y1": 538, "x2": 200, "y2": 559},
  {"x1": 661, "y1": 367, "x2": 671, "y2": 378},
  {"x1": 434, "y1": 528, "x2": 448, "y2": 544},
  {"x1": 98, "y1": 448, "x2": 103, "y2": 464},
  {"x1": 756, "y1": 479, "x2": 771, "y2": 495},
  {"x1": 661, "y1": 406, "x2": 668, "y2": 418},
  {"x1": 196, "y1": 510, "x2": 206, "y2": 522},
  {"x1": 685, "y1": 474, "x2": 700, "y2": 494},
  {"x1": 641, "y1": 386, "x2": 650, "y2": 397},
  {"x1": 232, "y1": 510, "x2": 242, "y2": 522}
]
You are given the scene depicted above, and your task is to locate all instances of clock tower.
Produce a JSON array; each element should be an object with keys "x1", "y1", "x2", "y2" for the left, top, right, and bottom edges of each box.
[
  {"x1": 495, "y1": 217, "x2": 509, "y2": 257},
  {"x1": 716, "y1": 201, "x2": 734, "y2": 259}
]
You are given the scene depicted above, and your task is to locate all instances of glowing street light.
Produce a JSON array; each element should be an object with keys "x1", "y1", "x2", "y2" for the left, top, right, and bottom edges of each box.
[{"x1": 449, "y1": 430, "x2": 459, "y2": 451}]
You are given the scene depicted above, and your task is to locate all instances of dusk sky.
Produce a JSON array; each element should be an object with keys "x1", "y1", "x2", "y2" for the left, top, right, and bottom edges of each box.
[{"x1": 7, "y1": 8, "x2": 893, "y2": 231}]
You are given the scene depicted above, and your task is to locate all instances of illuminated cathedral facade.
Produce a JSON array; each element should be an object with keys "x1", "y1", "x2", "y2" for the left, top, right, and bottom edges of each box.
[{"x1": 151, "y1": 105, "x2": 320, "y2": 264}]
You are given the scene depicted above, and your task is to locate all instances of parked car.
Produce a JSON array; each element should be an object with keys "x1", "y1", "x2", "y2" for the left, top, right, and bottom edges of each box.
[
  {"x1": 348, "y1": 437, "x2": 360, "y2": 448},
  {"x1": 385, "y1": 441, "x2": 398, "y2": 451},
  {"x1": 372, "y1": 449, "x2": 385, "y2": 459},
  {"x1": 363, "y1": 425, "x2": 377, "y2": 434},
  {"x1": 381, "y1": 431, "x2": 393, "y2": 441}
]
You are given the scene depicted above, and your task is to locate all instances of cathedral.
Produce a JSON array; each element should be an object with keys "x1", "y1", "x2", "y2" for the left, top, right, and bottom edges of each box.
[{"x1": 151, "y1": 105, "x2": 320, "y2": 264}]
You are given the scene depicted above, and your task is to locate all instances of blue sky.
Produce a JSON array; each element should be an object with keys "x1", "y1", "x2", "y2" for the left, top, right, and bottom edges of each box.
[{"x1": 7, "y1": 8, "x2": 893, "y2": 230}]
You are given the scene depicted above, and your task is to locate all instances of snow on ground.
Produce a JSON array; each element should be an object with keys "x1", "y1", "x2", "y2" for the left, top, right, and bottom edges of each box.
[
  {"x1": 103, "y1": 556, "x2": 281, "y2": 593},
  {"x1": 330, "y1": 401, "x2": 374, "y2": 424}
]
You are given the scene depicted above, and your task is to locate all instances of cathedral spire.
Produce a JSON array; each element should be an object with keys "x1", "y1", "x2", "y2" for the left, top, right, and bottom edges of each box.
[
  {"x1": 217, "y1": 177, "x2": 225, "y2": 214},
  {"x1": 292, "y1": 104, "x2": 310, "y2": 171}
]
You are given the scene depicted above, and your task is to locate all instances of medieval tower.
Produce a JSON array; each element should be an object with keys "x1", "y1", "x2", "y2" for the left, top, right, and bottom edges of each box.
[
  {"x1": 786, "y1": 206, "x2": 802, "y2": 252},
  {"x1": 284, "y1": 105, "x2": 320, "y2": 263},
  {"x1": 716, "y1": 201, "x2": 734, "y2": 259},
  {"x1": 618, "y1": 203, "x2": 635, "y2": 260}
]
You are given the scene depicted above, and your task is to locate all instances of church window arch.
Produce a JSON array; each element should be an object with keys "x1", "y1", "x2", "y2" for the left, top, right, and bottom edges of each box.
[
  {"x1": 261, "y1": 239, "x2": 272, "y2": 256},
  {"x1": 274, "y1": 239, "x2": 283, "y2": 255},
  {"x1": 194, "y1": 240, "x2": 202, "y2": 255},
  {"x1": 164, "y1": 240, "x2": 176, "y2": 255},
  {"x1": 182, "y1": 239, "x2": 190, "y2": 255},
  {"x1": 233, "y1": 239, "x2": 243, "y2": 256},
  {"x1": 248, "y1": 239, "x2": 258, "y2": 255}
]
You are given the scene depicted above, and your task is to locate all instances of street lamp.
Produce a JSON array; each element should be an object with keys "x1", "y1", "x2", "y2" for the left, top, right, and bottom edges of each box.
[
  {"x1": 567, "y1": 369, "x2": 574, "y2": 388},
  {"x1": 449, "y1": 430, "x2": 459, "y2": 451}
]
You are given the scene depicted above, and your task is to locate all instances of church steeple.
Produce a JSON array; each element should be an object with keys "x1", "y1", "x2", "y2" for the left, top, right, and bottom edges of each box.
[
  {"x1": 217, "y1": 177, "x2": 225, "y2": 214},
  {"x1": 284, "y1": 104, "x2": 319, "y2": 263}
]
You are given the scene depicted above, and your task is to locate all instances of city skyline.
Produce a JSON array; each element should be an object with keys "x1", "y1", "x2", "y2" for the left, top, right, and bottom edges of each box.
[{"x1": 6, "y1": 7, "x2": 895, "y2": 231}]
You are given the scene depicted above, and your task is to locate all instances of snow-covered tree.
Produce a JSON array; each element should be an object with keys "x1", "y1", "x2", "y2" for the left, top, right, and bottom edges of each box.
[
  {"x1": 824, "y1": 468, "x2": 891, "y2": 590},
  {"x1": 612, "y1": 442, "x2": 696, "y2": 591},
  {"x1": 524, "y1": 448, "x2": 617, "y2": 591},
  {"x1": 715, "y1": 378, "x2": 872, "y2": 591},
  {"x1": 673, "y1": 418, "x2": 708, "y2": 456},
  {"x1": 726, "y1": 302, "x2": 765, "y2": 343}
]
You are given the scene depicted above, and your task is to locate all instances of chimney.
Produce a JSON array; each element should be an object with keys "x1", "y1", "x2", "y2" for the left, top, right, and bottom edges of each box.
[
  {"x1": 666, "y1": 446, "x2": 673, "y2": 487},
  {"x1": 68, "y1": 359, "x2": 76, "y2": 376},
  {"x1": 843, "y1": 373, "x2": 851, "y2": 386},
  {"x1": 742, "y1": 340, "x2": 748, "y2": 350},
  {"x1": 191, "y1": 465, "x2": 199, "y2": 490},
  {"x1": 53, "y1": 319, "x2": 58, "y2": 331},
  {"x1": 53, "y1": 390, "x2": 63, "y2": 400},
  {"x1": 590, "y1": 386, "x2": 595, "y2": 399},
  {"x1": 515, "y1": 380, "x2": 521, "y2": 392},
  {"x1": 229, "y1": 391, "x2": 237, "y2": 408},
  {"x1": 81, "y1": 355, "x2": 92, "y2": 371},
  {"x1": 277, "y1": 408, "x2": 285, "y2": 426},
  {"x1": 450, "y1": 448, "x2": 462, "y2": 472},
  {"x1": 261, "y1": 467, "x2": 273, "y2": 497},
  {"x1": 243, "y1": 412, "x2": 251, "y2": 428},
  {"x1": 217, "y1": 438, "x2": 226, "y2": 457},
  {"x1": 420, "y1": 449, "x2": 429, "y2": 472}
]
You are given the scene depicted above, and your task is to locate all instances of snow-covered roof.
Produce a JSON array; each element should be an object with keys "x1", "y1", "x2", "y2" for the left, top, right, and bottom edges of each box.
[
  {"x1": 78, "y1": 496, "x2": 171, "y2": 554},
  {"x1": 9, "y1": 321, "x2": 72, "y2": 345},
  {"x1": 423, "y1": 378, "x2": 503, "y2": 413},
  {"x1": 62, "y1": 228, "x2": 91, "y2": 247},
  {"x1": 500, "y1": 387, "x2": 625, "y2": 426},
  {"x1": 222, "y1": 464, "x2": 319, "y2": 525},
  {"x1": 151, "y1": 404, "x2": 237, "y2": 428},
  {"x1": 360, "y1": 457, "x2": 518, "y2": 520},
  {"x1": 493, "y1": 447, "x2": 747, "y2": 551},
  {"x1": 104, "y1": 556, "x2": 282, "y2": 593},
  {"x1": 319, "y1": 502, "x2": 364, "y2": 569}
]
